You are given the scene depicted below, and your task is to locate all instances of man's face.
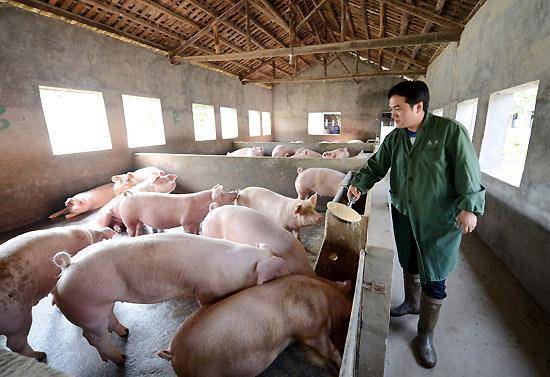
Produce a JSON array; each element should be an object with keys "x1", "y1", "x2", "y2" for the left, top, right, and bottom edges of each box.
[{"x1": 389, "y1": 95, "x2": 424, "y2": 129}]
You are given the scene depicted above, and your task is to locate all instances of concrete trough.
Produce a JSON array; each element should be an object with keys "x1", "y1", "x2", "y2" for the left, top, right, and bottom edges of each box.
[{"x1": 232, "y1": 141, "x2": 373, "y2": 156}]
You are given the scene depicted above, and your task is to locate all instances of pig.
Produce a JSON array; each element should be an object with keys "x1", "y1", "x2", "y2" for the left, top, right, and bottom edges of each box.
[
  {"x1": 0, "y1": 226, "x2": 116, "y2": 360},
  {"x1": 322, "y1": 147, "x2": 350, "y2": 159},
  {"x1": 271, "y1": 145, "x2": 296, "y2": 157},
  {"x1": 96, "y1": 174, "x2": 177, "y2": 230},
  {"x1": 48, "y1": 183, "x2": 115, "y2": 219},
  {"x1": 52, "y1": 233, "x2": 290, "y2": 365},
  {"x1": 291, "y1": 148, "x2": 322, "y2": 158},
  {"x1": 119, "y1": 184, "x2": 238, "y2": 236},
  {"x1": 236, "y1": 186, "x2": 323, "y2": 238},
  {"x1": 111, "y1": 166, "x2": 166, "y2": 196},
  {"x1": 157, "y1": 275, "x2": 352, "y2": 377},
  {"x1": 226, "y1": 147, "x2": 263, "y2": 157},
  {"x1": 295, "y1": 167, "x2": 346, "y2": 200}
]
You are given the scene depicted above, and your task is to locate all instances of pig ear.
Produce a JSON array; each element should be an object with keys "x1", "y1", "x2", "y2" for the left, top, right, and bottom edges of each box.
[
  {"x1": 256, "y1": 256, "x2": 289, "y2": 284},
  {"x1": 308, "y1": 193, "x2": 318, "y2": 206},
  {"x1": 127, "y1": 172, "x2": 135, "y2": 180},
  {"x1": 211, "y1": 185, "x2": 223, "y2": 199},
  {"x1": 166, "y1": 174, "x2": 177, "y2": 181},
  {"x1": 111, "y1": 175, "x2": 123, "y2": 183},
  {"x1": 293, "y1": 203, "x2": 303, "y2": 216}
]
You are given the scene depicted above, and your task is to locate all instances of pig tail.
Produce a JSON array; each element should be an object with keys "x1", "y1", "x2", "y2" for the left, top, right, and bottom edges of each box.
[{"x1": 53, "y1": 251, "x2": 71, "y2": 269}]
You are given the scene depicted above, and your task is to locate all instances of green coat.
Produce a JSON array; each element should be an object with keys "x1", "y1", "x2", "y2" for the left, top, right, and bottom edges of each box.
[{"x1": 351, "y1": 113, "x2": 485, "y2": 281}]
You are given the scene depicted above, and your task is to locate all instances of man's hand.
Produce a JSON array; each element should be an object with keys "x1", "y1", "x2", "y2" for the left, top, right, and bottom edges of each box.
[
  {"x1": 456, "y1": 210, "x2": 477, "y2": 235},
  {"x1": 347, "y1": 185, "x2": 361, "y2": 202}
]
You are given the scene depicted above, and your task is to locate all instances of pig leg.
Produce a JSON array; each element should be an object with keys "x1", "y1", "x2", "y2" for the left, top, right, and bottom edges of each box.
[
  {"x1": 48, "y1": 207, "x2": 70, "y2": 219},
  {"x1": 83, "y1": 329, "x2": 127, "y2": 366},
  {"x1": 108, "y1": 311, "x2": 129, "y2": 338},
  {"x1": 65, "y1": 212, "x2": 81, "y2": 219},
  {"x1": 96, "y1": 213, "x2": 112, "y2": 228},
  {"x1": 135, "y1": 221, "x2": 146, "y2": 237},
  {"x1": 182, "y1": 223, "x2": 200, "y2": 235},
  {"x1": 5, "y1": 312, "x2": 46, "y2": 361},
  {"x1": 300, "y1": 333, "x2": 342, "y2": 367}
]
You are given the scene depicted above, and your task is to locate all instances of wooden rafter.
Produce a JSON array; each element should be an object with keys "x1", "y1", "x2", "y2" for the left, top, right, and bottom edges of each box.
[
  {"x1": 341, "y1": 0, "x2": 347, "y2": 42},
  {"x1": 378, "y1": 2, "x2": 385, "y2": 66},
  {"x1": 391, "y1": 0, "x2": 413, "y2": 70},
  {"x1": 175, "y1": 30, "x2": 462, "y2": 62},
  {"x1": 296, "y1": 0, "x2": 330, "y2": 32},
  {"x1": 379, "y1": 0, "x2": 464, "y2": 29}
]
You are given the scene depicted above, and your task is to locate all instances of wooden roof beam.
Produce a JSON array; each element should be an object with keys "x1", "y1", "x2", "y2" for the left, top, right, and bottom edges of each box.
[
  {"x1": 242, "y1": 69, "x2": 428, "y2": 84},
  {"x1": 250, "y1": 0, "x2": 290, "y2": 33},
  {"x1": 296, "y1": 0, "x2": 331, "y2": 32},
  {"x1": 391, "y1": 0, "x2": 413, "y2": 70},
  {"x1": 379, "y1": 0, "x2": 464, "y2": 29},
  {"x1": 360, "y1": 0, "x2": 371, "y2": 60},
  {"x1": 175, "y1": 30, "x2": 462, "y2": 62},
  {"x1": 378, "y1": 2, "x2": 385, "y2": 66}
]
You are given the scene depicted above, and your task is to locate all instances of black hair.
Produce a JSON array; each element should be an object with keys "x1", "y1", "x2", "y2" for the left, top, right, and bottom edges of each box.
[{"x1": 387, "y1": 80, "x2": 430, "y2": 112}]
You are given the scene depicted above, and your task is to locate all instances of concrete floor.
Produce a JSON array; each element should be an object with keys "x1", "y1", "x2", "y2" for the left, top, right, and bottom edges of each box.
[{"x1": 385, "y1": 232, "x2": 550, "y2": 376}]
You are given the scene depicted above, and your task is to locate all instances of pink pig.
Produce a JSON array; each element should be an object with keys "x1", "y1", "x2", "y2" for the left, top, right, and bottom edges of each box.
[
  {"x1": 158, "y1": 275, "x2": 352, "y2": 377},
  {"x1": 119, "y1": 184, "x2": 238, "y2": 236},
  {"x1": 48, "y1": 183, "x2": 115, "y2": 219},
  {"x1": 0, "y1": 226, "x2": 115, "y2": 360},
  {"x1": 271, "y1": 145, "x2": 296, "y2": 157},
  {"x1": 52, "y1": 233, "x2": 290, "y2": 366},
  {"x1": 295, "y1": 167, "x2": 346, "y2": 200},
  {"x1": 291, "y1": 148, "x2": 323, "y2": 158},
  {"x1": 236, "y1": 186, "x2": 323, "y2": 238},
  {"x1": 111, "y1": 166, "x2": 166, "y2": 196},
  {"x1": 227, "y1": 147, "x2": 264, "y2": 157},
  {"x1": 322, "y1": 147, "x2": 350, "y2": 159},
  {"x1": 95, "y1": 174, "x2": 177, "y2": 230}
]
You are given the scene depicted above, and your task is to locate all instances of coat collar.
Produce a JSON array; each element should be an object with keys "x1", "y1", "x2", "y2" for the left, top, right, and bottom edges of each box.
[{"x1": 401, "y1": 112, "x2": 432, "y2": 154}]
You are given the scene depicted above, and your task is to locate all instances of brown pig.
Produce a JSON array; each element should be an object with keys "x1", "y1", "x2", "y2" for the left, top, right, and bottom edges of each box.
[
  {"x1": 111, "y1": 166, "x2": 165, "y2": 196},
  {"x1": 236, "y1": 186, "x2": 323, "y2": 238},
  {"x1": 322, "y1": 147, "x2": 349, "y2": 159},
  {"x1": 295, "y1": 167, "x2": 346, "y2": 200},
  {"x1": 227, "y1": 147, "x2": 264, "y2": 157},
  {"x1": 0, "y1": 226, "x2": 116, "y2": 360},
  {"x1": 95, "y1": 174, "x2": 177, "y2": 230},
  {"x1": 119, "y1": 184, "x2": 238, "y2": 236},
  {"x1": 271, "y1": 145, "x2": 296, "y2": 157},
  {"x1": 48, "y1": 183, "x2": 115, "y2": 219},
  {"x1": 52, "y1": 233, "x2": 290, "y2": 366},
  {"x1": 291, "y1": 148, "x2": 323, "y2": 158},
  {"x1": 158, "y1": 275, "x2": 352, "y2": 377}
]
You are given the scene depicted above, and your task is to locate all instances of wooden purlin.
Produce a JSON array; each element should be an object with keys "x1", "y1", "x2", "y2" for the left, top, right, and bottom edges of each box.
[{"x1": 379, "y1": 0, "x2": 464, "y2": 29}]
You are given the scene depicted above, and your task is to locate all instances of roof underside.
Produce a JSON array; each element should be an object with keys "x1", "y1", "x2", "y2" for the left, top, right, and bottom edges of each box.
[{"x1": 12, "y1": 0, "x2": 486, "y2": 85}]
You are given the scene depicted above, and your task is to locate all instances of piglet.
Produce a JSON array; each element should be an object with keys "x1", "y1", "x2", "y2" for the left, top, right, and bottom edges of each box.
[
  {"x1": 96, "y1": 174, "x2": 177, "y2": 230},
  {"x1": 236, "y1": 186, "x2": 323, "y2": 238},
  {"x1": 322, "y1": 147, "x2": 349, "y2": 159},
  {"x1": 119, "y1": 184, "x2": 238, "y2": 236},
  {"x1": 52, "y1": 233, "x2": 290, "y2": 366},
  {"x1": 0, "y1": 226, "x2": 115, "y2": 360},
  {"x1": 158, "y1": 275, "x2": 351, "y2": 377},
  {"x1": 227, "y1": 147, "x2": 264, "y2": 157},
  {"x1": 291, "y1": 148, "x2": 322, "y2": 158},
  {"x1": 271, "y1": 145, "x2": 296, "y2": 157},
  {"x1": 295, "y1": 167, "x2": 346, "y2": 200},
  {"x1": 111, "y1": 166, "x2": 165, "y2": 195},
  {"x1": 49, "y1": 183, "x2": 115, "y2": 219}
]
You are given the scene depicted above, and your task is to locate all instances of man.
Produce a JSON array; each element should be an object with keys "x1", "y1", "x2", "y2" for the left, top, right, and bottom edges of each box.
[{"x1": 348, "y1": 80, "x2": 485, "y2": 368}]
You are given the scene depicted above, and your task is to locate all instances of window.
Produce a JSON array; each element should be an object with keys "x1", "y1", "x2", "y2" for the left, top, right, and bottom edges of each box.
[
  {"x1": 479, "y1": 81, "x2": 539, "y2": 187},
  {"x1": 39, "y1": 86, "x2": 112, "y2": 155},
  {"x1": 455, "y1": 98, "x2": 478, "y2": 141},
  {"x1": 261, "y1": 111, "x2": 271, "y2": 136},
  {"x1": 249, "y1": 110, "x2": 261, "y2": 137},
  {"x1": 121, "y1": 94, "x2": 166, "y2": 148},
  {"x1": 220, "y1": 107, "x2": 238, "y2": 139},
  {"x1": 432, "y1": 108, "x2": 444, "y2": 116},
  {"x1": 192, "y1": 103, "x2": 216, "y2": 141},
  {"x1": 308, "y1": 112, "x2": 341, "y2": 135}
]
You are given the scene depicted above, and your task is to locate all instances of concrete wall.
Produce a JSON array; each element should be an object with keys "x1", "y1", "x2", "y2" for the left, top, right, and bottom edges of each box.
[
  {"x1": 424, "y1": 0, "x2": 550, "y2": 312},
  {"x1": 272, "y1": 55, "x2": 401, "y2": 142},
  {"x1": 0, "y1": 4, "x2": 272, "y2": 231}
]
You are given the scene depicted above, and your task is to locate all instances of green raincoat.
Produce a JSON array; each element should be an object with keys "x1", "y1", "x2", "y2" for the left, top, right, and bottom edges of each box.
[{"x1": 351, "y1": 113, "x2": 485, "y2": 281}]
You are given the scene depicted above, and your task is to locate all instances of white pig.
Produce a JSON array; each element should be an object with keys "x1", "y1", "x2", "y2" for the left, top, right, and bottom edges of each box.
[
  {"x1": 119, "y1": 184, "x2": 238, "y2": 236},
  {"x1": 52, "y1": 233, "x2": 290, "y2": 366},
  {"x1": 96, "y1": 174, "x2": 177, "y2": 230},
  {"x1": 291, "y1": 148, "x2": 323, "y2": 158},
  {"x1": 158, "y1": 275, "x2": 352, "y2": 377},
  {"x1": 322, "y1": 147, "x2": 349, "y2": 159},
  {"x1": 48, "y1": 183, "x2": 115, "y2": 219},
  {"x1": 0, "y1": 226, "x2": 115, "y2": 360},
  {"x1": 295, "y1": 167, "x2": 346, "y2": 200},
  {"x1": 111, "y1": 166, "x2": 165, "y2": 196},
  {"x1": 226, "y1": 147, "x2": 263, "y2": 157},
  {"x1": 271, "y1": 145, "x2": 296, "y2": 157},
  {"x1": 236, "y1": 186, "x2": 323, "y2": 238}
]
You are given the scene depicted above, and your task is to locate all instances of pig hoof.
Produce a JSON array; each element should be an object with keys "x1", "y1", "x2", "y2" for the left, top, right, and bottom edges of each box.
[
  {"x1": 120, "y1": 328, "x2": 129, "y2": 338},
  {"x1": 34, "y1": 351, "x2": 47, "y2": 362},
  {"x1": 114, "y1": 354, "x2": 127, "y2": 367}
]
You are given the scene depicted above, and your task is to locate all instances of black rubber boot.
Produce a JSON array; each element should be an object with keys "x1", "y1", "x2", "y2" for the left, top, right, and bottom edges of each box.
[
  {"x1": 390, "y1": 273, "x2": 420, "y2": 317},
  {"x1": 415, "y1": 293, "x2": 443, "y2": 368}
]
